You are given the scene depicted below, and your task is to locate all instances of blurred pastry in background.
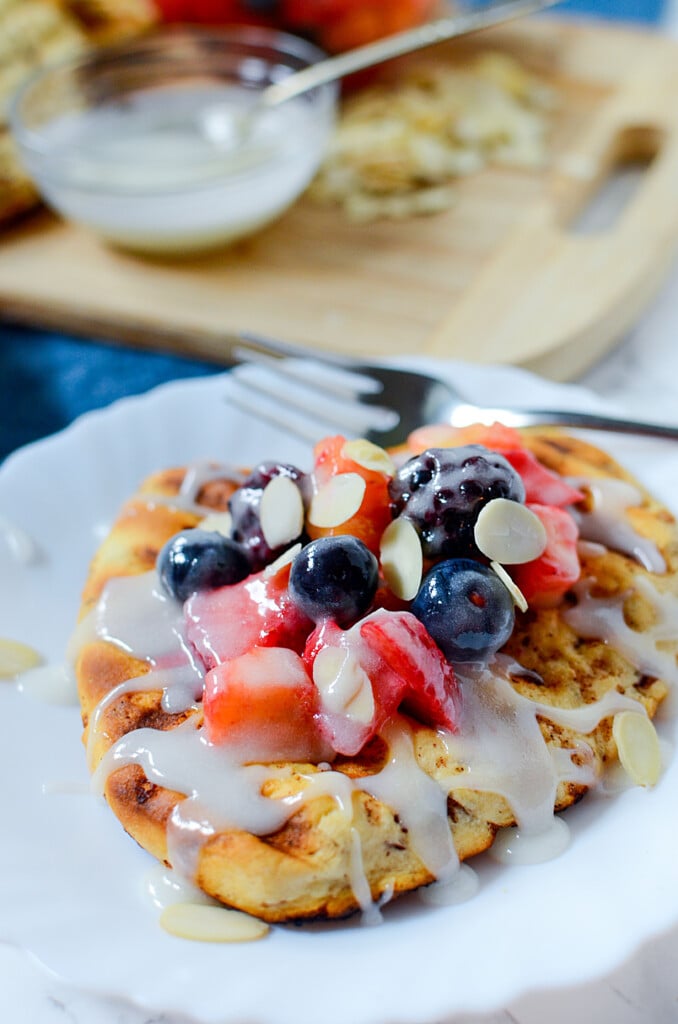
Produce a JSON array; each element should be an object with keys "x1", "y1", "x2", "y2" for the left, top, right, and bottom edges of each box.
[
  {"x1": 60, "y1": 0, "x2": 157, "y2": 42},
  {"x1": 0, "y1": 0, "x2": 156, "y2": 227},
  {"x1": 152, "y1": 0, "x2": 439, "y2": 52}
]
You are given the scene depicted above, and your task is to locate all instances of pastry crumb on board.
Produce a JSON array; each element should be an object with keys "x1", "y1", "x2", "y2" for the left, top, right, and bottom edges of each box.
[{"x1": 309, "y1": 51, "x2": 557, "y2": 222}]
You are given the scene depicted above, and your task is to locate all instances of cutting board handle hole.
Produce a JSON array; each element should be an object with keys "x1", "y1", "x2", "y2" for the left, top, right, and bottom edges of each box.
[{"x1": 567, "y1": 125, "x2": 662, "y2": 236}]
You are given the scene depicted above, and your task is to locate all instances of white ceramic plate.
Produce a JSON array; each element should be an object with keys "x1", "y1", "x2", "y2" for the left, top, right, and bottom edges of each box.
[{"x1": 1, "y1": 359, "x2": 677, "y2": 1024}]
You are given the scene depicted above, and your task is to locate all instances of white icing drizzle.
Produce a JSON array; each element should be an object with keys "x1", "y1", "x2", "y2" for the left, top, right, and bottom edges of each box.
[
  {"x1": 419, "y1": 864, "x2": 479, "y2": 906},
  {"x1": 85, "y1": 666, "x2": 200, "y2": 769},
  {"x1": 180, "y1": 461, "x2": 246, "y2": 502},
  {"x1": 0, "y1": 514, "x2": 40, "y2": 564},
  {"x1": 81, "y1": 573, "x2": 204, "y2": 766},
  {"x1": 438, "y1": 657, "x2": 638, "y2": 837},
  {"x1": 489, "y1": 817, "x2": 570, "y2": 866},
  {"x1": 92, "y1": 719, "x2": 296, "y2": 825},
  {"x1": 565, "y1": 576, "x2": 678, "y2": 689},
  {"x1": 86, "y1": 652, "x2": 643, "y2": 912},
  {"x1": 145, "y1": 461, "x2": 247, "y2": 516},
  {"x1": 144, "y1": 863, "x2": 217, "y2": 911},
  {"x1": 93, "y1": 572, "x2": 198, "y2": 667},
  {"x1": 572, "y1": 477, "x2": 666, "y2": 573},
  {"x1": 349, "y1": 828, "x2": 381, "y2": 925},
  {"x1": 363, "y1": 721, "x2": 459, "y2": 885},
  {"x1": 71, "y1": 464, "x2": 678, "y2": 919},
  {"x1": 17, "y1": 662, "x2": 78, "y2": 706},
  {"x1": 577, "y1": 539, "x2": 608, "y2": 559},
  {"x1": 91, "y1": 712, "x2": 379, "y2": 920}
]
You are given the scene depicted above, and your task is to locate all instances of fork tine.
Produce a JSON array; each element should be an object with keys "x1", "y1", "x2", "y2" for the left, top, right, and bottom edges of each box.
[
  {"x1": 228, "y1": 361, "x2": 400, "y2": 443},
  {"x1": 232, "y1": 333, "x2": 678, "y2": 446},
  {"x1": 232, "y1": 344, "x2": 383, "y2": 399},
  {"x1": 227, "y1": 380, "x2": 328, "y2": 445},
  {"x1": 238, "y1": 331, "x2": 355, "y2": 370}
]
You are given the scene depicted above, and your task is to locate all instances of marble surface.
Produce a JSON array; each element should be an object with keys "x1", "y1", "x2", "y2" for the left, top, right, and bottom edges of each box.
[{"x1": 3, "y1": 5, "x2": 678, "y2": 1021}]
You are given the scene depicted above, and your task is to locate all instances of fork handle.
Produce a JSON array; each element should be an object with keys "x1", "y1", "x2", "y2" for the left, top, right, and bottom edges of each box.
[{"x1": 456, "y1": 406, "x2": 678, "y2": 440}]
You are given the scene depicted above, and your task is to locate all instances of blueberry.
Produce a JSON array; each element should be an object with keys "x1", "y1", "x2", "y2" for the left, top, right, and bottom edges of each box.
[
  {"x1": 229, "y1": 461, "x2": 307, "y2": 570},
  {"x1": 289, "y1": 536, "x2": 378, "y2": 627},
  {"x1": 389, "y1": 446, "x2": 525, "y2": 559},
  {"x1": 411, "y1": 558, "x2": 515, "y2": 663},
  {"x1": 157, "y1": 528, "x2": 250, "y2": 602}
]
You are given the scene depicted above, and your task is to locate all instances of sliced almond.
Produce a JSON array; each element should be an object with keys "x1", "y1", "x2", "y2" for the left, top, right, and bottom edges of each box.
[
  {"x1": 0, "y1": 515, "x2": 39, "y2": 564},
  {"x1": 345, "y1": 674, "x2": 375, "y2": 725},
  {"x1": 198, "y1": 511, "x2": 233, "y2": 537},
  {"x1": 260, "y1": 476, "x2": 304, "y2": 549},
  {"x1": 490, "y1": 561, "x2": 528, "y2": 613},
  {"x1": 312, "y1": 646, "x2": 345, "y2": 706},
  {"x1": 0, "y1": 638, "x2": 42, "y2": 680},
  {"x1": 613, "y1": 710, "x2": 662, "y2": 787},
  {"x1": 313, "y1": 646, "x2": 375, "y2": 724},
  {"x1": 380, "y1": 517, "x2": 423, "y2": 601},
  {"x1": 308, "y1": 473, "x2": 366, "y2": 529},
  {"x1": 474, "y1": 499, "x2": 547, "y2": 565},
  {"x1": 263, "y1": 542, "x2": 303, "y2": 579},
  {"x1": 342, "y1": 438, "x2": 395, "y2": 477},
  {"x1": 160, "y1": 902, "x2": 269, "y2": 943}
]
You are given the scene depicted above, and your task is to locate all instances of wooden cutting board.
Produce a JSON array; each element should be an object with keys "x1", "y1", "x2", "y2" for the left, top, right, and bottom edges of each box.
[{"x1": 1, "y1": 16, "x2": 678, "y2": 381}]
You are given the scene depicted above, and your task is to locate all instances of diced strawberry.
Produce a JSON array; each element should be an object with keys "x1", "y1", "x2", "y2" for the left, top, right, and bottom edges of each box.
[
  {"x1": 304, "y1": 610, "x2": 460, "y2": 755},
  {"x1": 500, "y1": 449, "x2": 584, "y2": 508},
  {"x1": 359, "y1": 612, "x2": 460, "y2": 732},
  {"x1": 185, "y1": 564, "x2": 312, "y2": 670},
  {"x1": 510, "y1": 503, "x2": 581, "y2": 608},
  {"x1": 308, "y1": 435, "x2": 393, "y2": 555},
  {"x1": 303, "y1": 617, "x2": 343, "y2": 668},
  {"x1": 203, "y1": 647, "x2": 330, "y2": 761},
  {"x1": 304, "y1": 617, "x2": 407, "y2": 755},
  {"x1": 406, "y1": 422, "x2": 525, "y2": 454}
]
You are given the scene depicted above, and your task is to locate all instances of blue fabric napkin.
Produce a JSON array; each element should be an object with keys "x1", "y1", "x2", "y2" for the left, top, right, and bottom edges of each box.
[
  {"x1": 557, "y1": 0, "x2": 666, "y2": 21},
  {"x1": 0, "y1": 324, "x2": 223, "y2": 463}
]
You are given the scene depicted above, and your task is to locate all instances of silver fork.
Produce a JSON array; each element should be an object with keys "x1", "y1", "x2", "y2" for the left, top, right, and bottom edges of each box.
[{"x1": 229, "y1": 334, "x2": 678, "y2": 447}]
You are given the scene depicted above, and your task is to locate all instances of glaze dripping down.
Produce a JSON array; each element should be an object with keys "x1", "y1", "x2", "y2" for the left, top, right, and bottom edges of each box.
[{"x1": 73, "y1": 447, "x2": 677, "y2": 923}]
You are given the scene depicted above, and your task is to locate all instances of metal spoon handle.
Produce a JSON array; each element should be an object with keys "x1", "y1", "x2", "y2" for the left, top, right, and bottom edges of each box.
[{"x1": 262, "y1": 0, "x2": 557, "y2": 108}]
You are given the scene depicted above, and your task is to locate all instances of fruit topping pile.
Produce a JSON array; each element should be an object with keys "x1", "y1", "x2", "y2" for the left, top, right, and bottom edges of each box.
[{"x1": 157, "y1": 424, "x2": 584, "y2": 761}]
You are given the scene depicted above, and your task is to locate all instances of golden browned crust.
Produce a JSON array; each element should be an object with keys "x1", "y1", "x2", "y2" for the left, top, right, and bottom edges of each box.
[{"x1": 75, "y1": 433, "x2": 678, "y2": 922}]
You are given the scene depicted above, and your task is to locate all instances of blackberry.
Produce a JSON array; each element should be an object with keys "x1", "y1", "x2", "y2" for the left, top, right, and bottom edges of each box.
[
  {"x1": 229, "y1": 461, "x2": 307, "y2": 570},
  {"x1": 388, "y1": 445, "x2": 525, "y2": 558}
]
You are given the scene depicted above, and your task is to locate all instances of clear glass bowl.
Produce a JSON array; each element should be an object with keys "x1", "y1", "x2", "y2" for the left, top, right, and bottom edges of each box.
[{"x1": 9, "y1": 28, "x2": 338, "y2": 254}]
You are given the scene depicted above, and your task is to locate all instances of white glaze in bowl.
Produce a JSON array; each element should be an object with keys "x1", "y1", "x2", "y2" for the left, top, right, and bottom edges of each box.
[{"x1": 10, "y1": 28, "x2": 337, "y2": 253}]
